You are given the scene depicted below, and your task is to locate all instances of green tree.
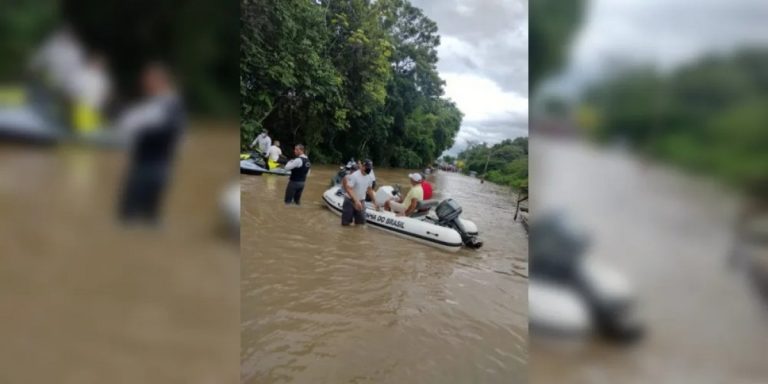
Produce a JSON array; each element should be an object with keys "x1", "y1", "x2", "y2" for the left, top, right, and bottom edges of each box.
[
  {"x1": 241, "y1": 0, "x2": 463, "y2": 168},
  {"x1": 530, "y1": 0, "x2": 586, "y2": 94}
]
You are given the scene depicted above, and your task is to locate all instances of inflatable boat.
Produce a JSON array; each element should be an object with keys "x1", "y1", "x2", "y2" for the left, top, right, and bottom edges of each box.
[
  {"x1": 322, "y1": 185, "x2": 482, "y2": 252},
  {"x1": 239, "y1": 155, "x2": 291, "y2": 176}
]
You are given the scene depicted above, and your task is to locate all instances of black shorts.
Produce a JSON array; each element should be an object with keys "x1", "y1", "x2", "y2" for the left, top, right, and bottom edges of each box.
[{"x1": 342, "y1": 197, "x2": 366, "y2": 225}]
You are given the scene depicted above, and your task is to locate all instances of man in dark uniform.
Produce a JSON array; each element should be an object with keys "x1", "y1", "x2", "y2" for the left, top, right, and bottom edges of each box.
[
  {"x1": 116, "y1": 63, "x2": 185, "y2": 224},
  {"x1": 283, "y1": 144, "x2": 311, "y2": 205}
]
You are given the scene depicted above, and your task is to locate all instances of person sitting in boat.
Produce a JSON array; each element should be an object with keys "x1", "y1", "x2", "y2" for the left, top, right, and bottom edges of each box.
[
  {"x1": 421, "y1": 174, "x2": 433, "y2": 200},
  {"x1": 384, "y1": 173, "x2": 424, "y2": 217},
  {"x1": 341, "y1": 159, "x2": 379, "y2": 226},
  {"x1": 267, "y1": 140, "x2": 283, "y2": 170},
  {"x1": 69, "y1": 53, "x2": 111, "y2": 134}
]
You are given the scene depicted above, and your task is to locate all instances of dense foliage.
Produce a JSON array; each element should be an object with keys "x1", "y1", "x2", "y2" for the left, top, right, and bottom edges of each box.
[
  {"x1": 453, "y1": 137, "x2": 529, "y2": 190},
  {"x1": 0, "y1": 0, "x2": 239, "y2": 116},
  {"x1": 241, "y1": 0, "x2": 463, "y2": 167},
  {"x1": 530, "y1": 0, "x2": 586, "y2": 94},
  {"x1": 583, "y1": 48, "x2": 768, "y2": 197}
]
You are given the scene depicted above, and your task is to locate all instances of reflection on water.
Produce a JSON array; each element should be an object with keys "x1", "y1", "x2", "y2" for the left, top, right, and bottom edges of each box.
[
  {"x1": 241, "y1": 166, "x2": 528, "y2": 383},
  {"x1": 0, "y1": 128, "x2": 238, "y2": 383}
]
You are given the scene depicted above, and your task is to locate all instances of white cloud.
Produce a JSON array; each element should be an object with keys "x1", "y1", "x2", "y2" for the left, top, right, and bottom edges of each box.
[
  {"x1": 442, "y1": 72, "x2": 528, "y2": 124},
  {"x1": 557, "y1": 0, "x2": 768, "y2": 92}
]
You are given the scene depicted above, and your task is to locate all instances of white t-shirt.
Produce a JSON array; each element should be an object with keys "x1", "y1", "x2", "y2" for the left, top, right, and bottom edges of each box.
[
  {"x1": 344, "y1": 170, "x2": 374, "y2": 201},
  {"x1": 251, "y1": 133, "x2": 271, "y2": 154},
  {"x1": 70, "y1": 65, "x2": 110, "y2": 108},
  {"x1": 267, "y1": 145, "x2": 282, "y2": 161}
]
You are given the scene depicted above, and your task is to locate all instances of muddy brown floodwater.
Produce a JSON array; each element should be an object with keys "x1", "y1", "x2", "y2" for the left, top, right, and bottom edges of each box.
[
  {"x1": 530, "y1": 137, "x2": 768, "y2": 384},
  {"x1": 0, "y1": 127, "x2": 239, "y2": 383},
  {"x1": 241, "y1": 166, "x2": 528, "y2": 383}
]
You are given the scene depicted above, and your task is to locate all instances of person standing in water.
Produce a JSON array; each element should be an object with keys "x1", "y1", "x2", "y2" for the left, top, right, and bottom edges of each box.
[
  {"x1": 341, "y1": 159, "x2": 379, "y2": 226},
  {"x1": 283, "y1": 144, "x2": 310, "y2": 205},
  {"x1": 116, "y1": 63, "x2": 185, "y2": 225}
]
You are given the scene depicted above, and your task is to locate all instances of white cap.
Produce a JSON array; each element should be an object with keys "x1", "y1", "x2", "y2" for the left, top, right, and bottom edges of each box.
[{"x1": 408, "y1": 173, "x2": 423, "y2": 182}]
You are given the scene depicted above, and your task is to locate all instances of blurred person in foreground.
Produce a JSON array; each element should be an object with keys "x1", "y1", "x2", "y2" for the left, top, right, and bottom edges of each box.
[
  {"x1": 27, "y1": 25, "x2": 84, "y2": 122},
  {"x1": 116, "y1": 63, "x2": 185, "y2": 225},
  {"x1": 69, "y1": 53, "x2": 111, "y2": 134}
]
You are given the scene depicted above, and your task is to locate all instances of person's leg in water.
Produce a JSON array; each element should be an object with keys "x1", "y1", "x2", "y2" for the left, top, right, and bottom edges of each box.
[
  {"x1": 353, "y1": 204, "x2": 366, "y2": 225},
  {"x1": 292, "y1": 182, "x2": 305, "y2": 205},
  {"x1": 141, "y1": 164, "x2": 169, "y2": 225},
  {"x1": 118, "y1": 166, "x2": 144, "y2": 222},
  {"x1": 341, "y1": 198, "x2": 355, "y2": 226},
  {"x1": 284, "y1": 181, "x2": 297, "y2": 205}
]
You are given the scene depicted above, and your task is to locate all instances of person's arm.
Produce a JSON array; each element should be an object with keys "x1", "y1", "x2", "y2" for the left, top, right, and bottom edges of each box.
[
  {"x1": 115, "y1": 100, "x2": 164, "y2": 140},
  {"x1": 284, "y1": 158, "x2": 302, "y2": 170},
  {"x1": 367, "y1": 186, "x2": 379, "y2": 210},
  {"x1": 402, "y1": 198, "x2": 419, "y2": 217}
]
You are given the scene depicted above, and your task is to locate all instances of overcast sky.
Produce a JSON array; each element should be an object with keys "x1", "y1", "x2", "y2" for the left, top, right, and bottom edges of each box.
[
  {"x1": 551, "y1": 0, "x2": 768, "y2": 96},
  {"x1": 411, "y1": 0, "x2": 528, "y2": 156}
]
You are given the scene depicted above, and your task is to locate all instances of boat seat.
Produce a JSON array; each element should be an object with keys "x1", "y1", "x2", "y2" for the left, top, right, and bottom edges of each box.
[{"x1": 410, "y1": 199, "x2": 439, "y2": 218}]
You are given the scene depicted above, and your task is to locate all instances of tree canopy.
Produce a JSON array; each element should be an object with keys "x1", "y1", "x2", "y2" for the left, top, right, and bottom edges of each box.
[
  {"x1": 530, "y1": 0, "x2": 586, "y2": 94},
  {"x1": 241, "y1": 0, "x2": 463, "y2": 167},
  {"x1": 583, "y1": 48, "x2": 768, "y2": 198},
  {"x1": 456, "y1": 137, "x2": 529, "y2": 190}
]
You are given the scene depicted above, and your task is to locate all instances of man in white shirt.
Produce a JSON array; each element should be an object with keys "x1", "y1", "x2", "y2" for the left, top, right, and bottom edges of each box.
[
  {"x1": 70, "y1": 54, "x2": 111, "y2": 133},
  {"x1": 250, "y1": 130, "x2": 271, "y2": 155},
  {"x1": 283, "y1": 144, "x2": 311, "y2": 205},
  {"x1": 341, "y1": 159, "x2": 379, "y2": 226}
]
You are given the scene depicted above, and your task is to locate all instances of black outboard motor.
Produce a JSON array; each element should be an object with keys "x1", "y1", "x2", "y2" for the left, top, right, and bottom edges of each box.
[
  {"x1": 436, "y1": 198, "x2": 483, "y2": 249},
  {"x1": 530, "y1": 213, "x2": 644, "y2": 342}
]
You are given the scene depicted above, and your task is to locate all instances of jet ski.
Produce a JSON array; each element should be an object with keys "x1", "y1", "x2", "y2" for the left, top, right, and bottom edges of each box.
[
  {"x1": 529, "y1": 212, "x2": 644, "y2": 343},
  {"x1": 322, "y1": 185, "x2": 482, "y2": 252},
  {"x1": 239, "y1": 152, "x2": 291, "y2": 176},
  {"x1": 0, "y1": 95, "x2": 123, "y2": 148}
]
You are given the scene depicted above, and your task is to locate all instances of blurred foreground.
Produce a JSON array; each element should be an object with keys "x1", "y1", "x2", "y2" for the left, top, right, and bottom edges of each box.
[
  {"x1": 0, "y1": 124, "x2": 239, "y2": 383},
  {"x1": 531, "y1": 0, "x2": 768, "y2": 382},
  {"x1": 530, "y1": 136, "x2": 768, "y2": 383}
]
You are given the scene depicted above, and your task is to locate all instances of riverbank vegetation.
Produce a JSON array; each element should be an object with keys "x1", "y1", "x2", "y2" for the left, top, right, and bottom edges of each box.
[
  {"x1": 447, "y1": 137, "x2": 529, "y2": 190},
  {"x1": 241, "y1": 0, "x2": 462, "y2": 167},
  {"x1": 581, "y1": 48, "x2": 768, "y2": 199}
]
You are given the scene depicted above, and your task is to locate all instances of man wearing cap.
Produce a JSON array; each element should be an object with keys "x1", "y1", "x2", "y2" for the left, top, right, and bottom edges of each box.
[
  {"x1": 385, "y1": 173, "x2": 424, "y2": 217},
  {"x1": 341, "y1": 159, "x2": 379, "y2": 226}
]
